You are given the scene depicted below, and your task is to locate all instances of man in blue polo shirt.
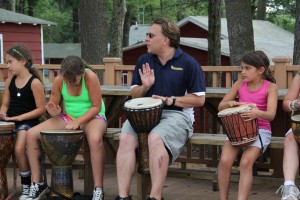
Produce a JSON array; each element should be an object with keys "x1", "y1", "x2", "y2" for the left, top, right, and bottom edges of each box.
[{"x1": 115, "y1": 17, "x2": 206, "y2": 200}]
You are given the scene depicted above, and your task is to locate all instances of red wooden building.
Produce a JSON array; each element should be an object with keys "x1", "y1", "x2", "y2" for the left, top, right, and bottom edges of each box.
[
  {"x1": 122, "y1": 17, "x2": 231, "y2": 66},
  {"x1": 0, "y1": 8, "x2": 55, "y2": 64},
  {"x1": 123, "y1": 16, "x2": 294, "y2": 66}
]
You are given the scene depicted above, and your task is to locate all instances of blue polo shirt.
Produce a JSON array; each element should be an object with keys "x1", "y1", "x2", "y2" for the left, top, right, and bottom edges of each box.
[{"x1": 131, "y1": 48, "x2": 206, "y2": 111}]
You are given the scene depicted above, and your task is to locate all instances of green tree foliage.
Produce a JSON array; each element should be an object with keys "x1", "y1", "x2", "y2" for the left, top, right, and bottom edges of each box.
[
  {"x1": 125, "y1": 0, "x2": 208, "y2": 25},
  {"x1": 266, "y1": 0, "x2": 296, "y2": 33},
  {"x1": 20, "y1": 0, "x2": 296, "y2": 42},
  {"x1": 33, "y1": 0, "x2": 74, "y2": 43}
]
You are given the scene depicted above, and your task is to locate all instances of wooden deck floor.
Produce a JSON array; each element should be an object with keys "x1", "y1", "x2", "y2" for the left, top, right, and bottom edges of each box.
[{"x1": 6, "y1": 164, "x2": 281, "y2": 200}]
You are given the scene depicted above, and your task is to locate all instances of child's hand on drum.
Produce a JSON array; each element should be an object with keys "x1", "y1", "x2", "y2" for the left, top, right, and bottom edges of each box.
[
  {"x1": 46, "y1": 102, "x2": 62, "y2": 117},
  {"x1": 228, "y1": 101, "x2": 240, "y2": 108},
  {"x1": 241, "y1": 107, "x2": 259, "y2": 121},
  {"x1": 65, "y1": 120, "x2": 80, "y2": 130},
  {"x1": 294, "y1": 100, "x2": 300, "y2": 111}
]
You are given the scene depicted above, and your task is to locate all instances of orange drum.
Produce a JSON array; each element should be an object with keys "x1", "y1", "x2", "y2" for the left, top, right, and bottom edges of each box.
[
  {"x1": 218, "y1": 105, "x2": 258, "y2": 147},
  {"x1": 123, "y1": 97, "x2": 163, "y2": 174},
  {"x1": 0, "y1": 121, "x2": 15, "y2": 200},
  {"x1": 40, "y1": 130, "x2": 83, "y2": 198},
  {"x1": 291, "y1": 115, "x2": 300, "y2": 144}
]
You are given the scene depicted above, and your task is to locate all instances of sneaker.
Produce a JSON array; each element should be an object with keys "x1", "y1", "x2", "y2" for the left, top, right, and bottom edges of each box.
[
  {"x1": 92, "y1": 187, "x2": 104, "y2": 200},
  {"x1": 19, "y1": 184, "x2": 30, "y2": 200},
  {"x1": 114, "y1": 196, "x2": 132, "y2": 200},
  {"x1": 276, "y1": 185, "x2": 300, "y2": 200},
  {"x1": 146, "y1": 197, "x2": 164, "y2": 200},
  {"x1": 26, "y1": 183, "x2": 47, "y2": 200}
]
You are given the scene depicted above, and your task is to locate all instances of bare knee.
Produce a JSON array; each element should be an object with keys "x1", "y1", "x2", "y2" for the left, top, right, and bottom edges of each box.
[
  {"x1": 148, "y1": 133, "x2": 163, "y2": 149},
  {"x1": 14, "y1": 144, "x2": 25, "y2": 157},
  {"x1": 86, "y1": 134, "x2": 104, "y2": 150},
  {"x1": 118, "y1": 134, "x2": 137, "y2": 152},
  {"x1": 239, "y1": 158, "x2": 252, "y2": 172},
  {"x1": 26, "y1": 129, "x2": 41, "y2": 147},
  {"x1": 284, "y1": 133, "x2": 297, "y2": 147},
  {"x1": 219, "y1": 156, "x2": 234, "y2": 171}
]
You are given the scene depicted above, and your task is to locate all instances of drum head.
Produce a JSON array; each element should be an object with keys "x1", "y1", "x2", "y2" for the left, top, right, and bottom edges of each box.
[
  {"x1": 291, "y1": 115, "x2": 300, "y2": 122},
  {"x1": 0, "y1": 121, "x2": 15, "y2": 131},
  {"x1": 218, "y1": 105, "x2": 253, "y2": 117},
  {"x1": 40, "y1": 130, "x2": 83, "y2": 135},
  {"x1": 124, "y1": 97, "x2": 163, "y2": 109}
]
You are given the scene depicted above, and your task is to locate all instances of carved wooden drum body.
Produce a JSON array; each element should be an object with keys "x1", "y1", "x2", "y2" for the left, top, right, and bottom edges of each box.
[
  {"x1": 291, "y1": 115, "x2": 300, "y2": 144},
  {"x1": 218, "y1": 105, "x2": 258, "y2": 147},
  {"x1": 40, "y1": 130, "x2": 83, "y2": 198},
  {"x1": 0, "y1": 121, "x2": 15, "y2": 200},
  {"x1": 124, "y1": 97, "x2": 163, "y2": 174}
]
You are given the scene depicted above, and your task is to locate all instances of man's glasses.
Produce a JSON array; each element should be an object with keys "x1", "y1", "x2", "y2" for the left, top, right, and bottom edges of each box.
[{"x1": 146, "y1": 32, "x2": 164, "y2": 39}]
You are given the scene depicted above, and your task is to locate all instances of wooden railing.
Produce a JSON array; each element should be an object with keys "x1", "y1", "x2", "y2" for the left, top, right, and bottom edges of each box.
[
  {"x1": 0, "y1": 56, "x2": 298, "y2": 89},
  {"x1": 1, "y1": 56, "x2": 298, "y2": 179}
]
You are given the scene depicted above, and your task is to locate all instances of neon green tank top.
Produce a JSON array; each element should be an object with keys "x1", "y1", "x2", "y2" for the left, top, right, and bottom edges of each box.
[{"x1": 61, "y1": 69, "x2": 105, "y2": 118}]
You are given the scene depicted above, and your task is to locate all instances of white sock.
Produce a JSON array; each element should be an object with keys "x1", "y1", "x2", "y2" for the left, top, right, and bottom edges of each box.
[{"x1": 284, "y1": 180, "x2": 295, "y2": 186}]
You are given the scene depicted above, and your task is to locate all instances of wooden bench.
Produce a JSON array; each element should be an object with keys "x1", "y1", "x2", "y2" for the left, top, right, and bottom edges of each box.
[
  {"x1": 7, "y1": 128, "x2": 285, "y2": 198},
  {"x1": 189, "y1": 133, "x2": 284, "y2": 149},
  {"x1": 98, "y1": 130, "x2": 285, "y2": 199},
  {"x1": 167, "y1": 133, "x2": 285, "y2": 192}
]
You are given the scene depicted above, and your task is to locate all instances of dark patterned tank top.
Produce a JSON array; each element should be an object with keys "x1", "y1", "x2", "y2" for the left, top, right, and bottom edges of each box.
[{"x1": 7, "y1": 75, "x2": 40, "y2": 127}]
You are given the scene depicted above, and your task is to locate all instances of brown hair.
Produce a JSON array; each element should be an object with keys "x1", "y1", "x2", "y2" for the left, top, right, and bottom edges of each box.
[
  {"x1": 6, "y1": 44, "x2": 42, "y2": 82},
  {"x1": 241, "y1": 50, "x2": 276, "y2": 83},
  {"x1": 152, "y1": 18, "x2": 180, "y2": 48},
  {"x1": 60, "y1": 55, "x2": 95, "y2": 85}
]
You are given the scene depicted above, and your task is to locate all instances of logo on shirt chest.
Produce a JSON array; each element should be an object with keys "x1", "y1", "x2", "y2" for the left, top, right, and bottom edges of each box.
[{"x1": 171, "y1": 65, "x2": 183, "y2": 70}]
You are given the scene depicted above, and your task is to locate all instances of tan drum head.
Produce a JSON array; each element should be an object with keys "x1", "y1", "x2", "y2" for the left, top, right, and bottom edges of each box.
[
  {"x1": 124, "y1": 97, "x2": 163, "y2": 109},
  {"x1": 218, "y1": 105, "x2": 253, "y2": 117},
  {"x1": 291, "y1": 115, "x2": 300, "y2": 122},
  {"x1": 0, "y1": 121, "x2": 15, "y2": 131},
  {"x1": 40, "y1": 130, "x2": 83, "y2": 135}
]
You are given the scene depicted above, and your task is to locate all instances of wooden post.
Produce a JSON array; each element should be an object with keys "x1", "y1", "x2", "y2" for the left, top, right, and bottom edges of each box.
[
  {"x1": 137, "y1": 173, "x2": 151, "y2": 200},
  {"x1": 83, "y1": 139, "x2": 94, "y2": 195},
  {"x1": 272, "y1": 56, "x2": 292, "y2": 89},
  {"x1": 103, "y1": 57, "x2": 121, "y2": 85}
]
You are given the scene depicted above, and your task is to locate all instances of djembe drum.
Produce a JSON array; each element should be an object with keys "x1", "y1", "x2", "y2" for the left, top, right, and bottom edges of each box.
[
  {"x1": 40, "y1": 130, "x2": 83, "y2": 198},
  {"x1": 291, "y1": 114, "x2": 300, "y2": 144},
  {"x1": 0, "y1": 121, "x2": 15, "y2": 200},
  {"x1": 124, "y1": 97, "x2": 163, "y2": 174},
  {"x1": 218, "y1": 105, "x2": 258, "y2": 147}
]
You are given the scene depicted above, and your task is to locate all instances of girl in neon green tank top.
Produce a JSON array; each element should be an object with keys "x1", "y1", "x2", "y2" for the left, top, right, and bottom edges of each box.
[{"x1": 26, "y1": 56, "x2": 106, "y2": 200}]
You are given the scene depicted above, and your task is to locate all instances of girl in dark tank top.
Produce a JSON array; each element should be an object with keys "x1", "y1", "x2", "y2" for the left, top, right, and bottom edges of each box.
[{"x1": 0, "y1": 44, "x2": 46, "y2": 199}]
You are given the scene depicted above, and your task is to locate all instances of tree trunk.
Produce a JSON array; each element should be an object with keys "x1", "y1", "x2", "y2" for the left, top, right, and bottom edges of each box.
[
  {"x1": 110, "y1": 0, "x2": 126, "y2": 58},
  {"x1": 28, "y1": 0, "x2": 35, "y2": 16},
  {"x1": 224, "y1": 0, "x2": 255, "y2": 66},
  {"x1": 79, "y1": 0, "x2": 108, "y2": 65},
  {"x1": 208, "y1": 0, "x2": 221, "y2": 66},
  {"x1": 123, "y1": 6, "x2": 131, "y2": 47},
  {"x1": 160, "y1": 0, "x2": 163, "y2": 17},
  {"x1": 220, "y1": 0, "x2": 226, "y2": 18},
  {"x1": 73, "y1": 7, "x2": 80, "y2": 43},
  {"x1": 0, "y1": 0, "x2": 15, "y2": 11},
  {"x1": 293, "y1": 0, "x2": 300, "y2": 65},
  {"x1": 256, "y1": 0, "x2": 266, "y2": 20}
]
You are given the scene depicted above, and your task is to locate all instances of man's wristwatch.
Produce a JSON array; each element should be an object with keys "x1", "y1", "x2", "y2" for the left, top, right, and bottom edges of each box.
[{"x1": 171, "y1": 96, "x2": 176, "y2": 106}]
